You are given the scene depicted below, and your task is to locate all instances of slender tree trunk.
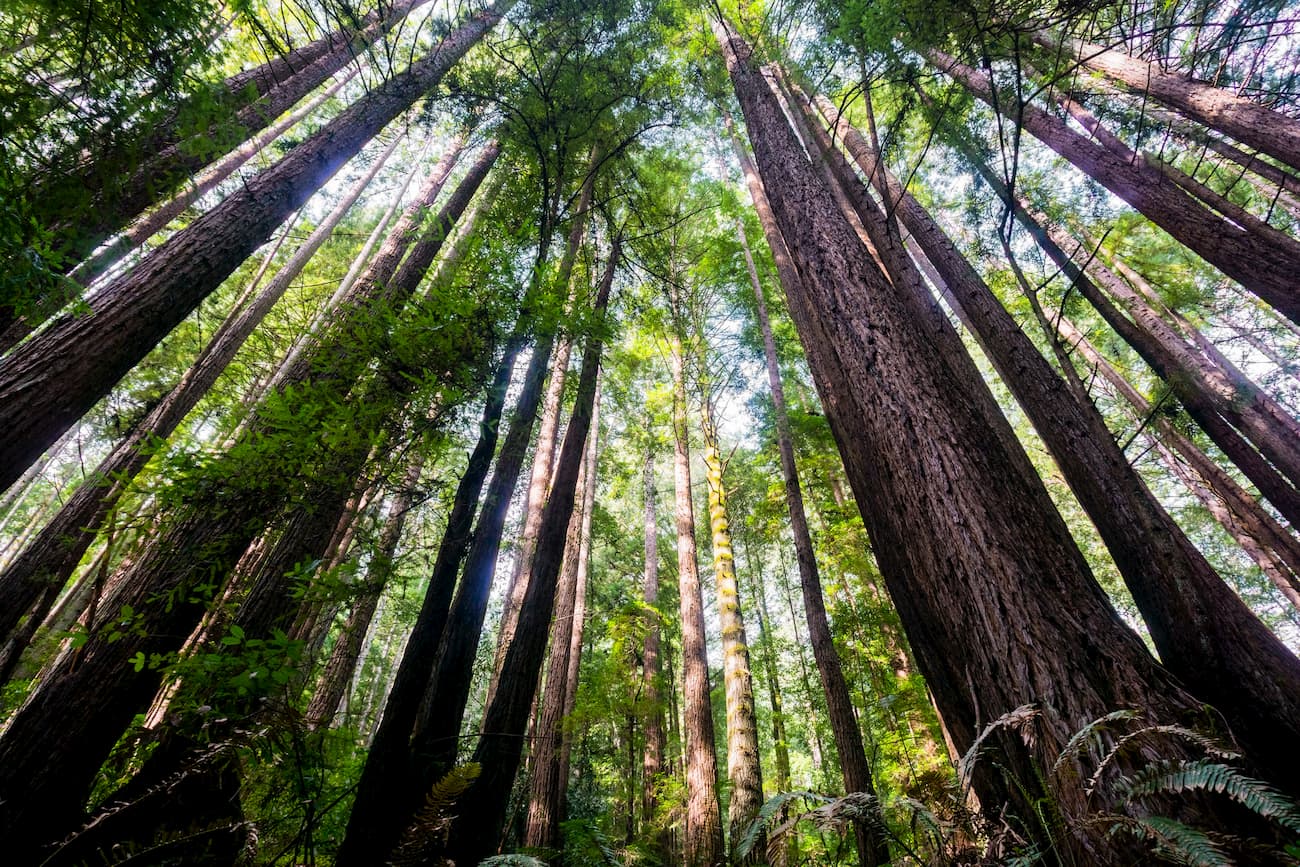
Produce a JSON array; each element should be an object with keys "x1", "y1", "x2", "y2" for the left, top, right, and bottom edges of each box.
[
  {"x1": 41, "y1": 0, "x2": 442, "y2": 268},
  {"x1": 0, "y1": 145, "x2": 497, "y2": 863},
  {"x1": 1058, "y1": 315, "x2": 1300, "y2": 607},
  {"x1": 67, "y1": 71, "x2": 357, "y2": 290},
  {"x1": 699, "y1": 396, "x2": 765, "y2": 861},
  {"x1": 557, "y1": 440, "x2": 596, "y2": 821},
  {"x1": 640, "y1": 435, "x2": 671, "y2": 859},
  {"x1": 523, "y1": 388, "x2": 600, "y2": 850},
  {"x1": 732, "y1": 199, "x2": 891, "y2": 866},
  {"x1": 928, "y1": 48, "x2": 1300, "y2": 325},
  {"x1": 1035, "y1": 30, "x2": 1300, "y2": 173},
  {"x1": 306, "y1": 451, "x2": 427, "y2": 729},
  {"x1": 669, "y1": 322, "x2": 725, "y2": 867},
  {"x1": 937, "y1": 124, "x2": 1300, "y2": 528},
  {"x1": 806, "y1": 89, "x2": 1300, "y2": 792},
  {"x1": 0, "y1": 0, "x2": 514, "y2": 494},
  {"x1": 438, "y1": 239, "x2": 616, "y2": 867},
  {"x1": 336, "y1": 337, "x2": 523, "y2": 867},
  {"x1": 343, "y1": 198, "x2": 563, "y2": 864},
  {"x1": 721, "y1": 22, "x2": 1228, "y2": 859},
  {"x1": 0, "y1": 134, "x2": 407, "y2": 659},
  {"x1": 489, "y1": 157, "x2": 597, "y2": 702},
  {"x1": 746, "y1": 540, "x2": 791, "y2": 795}
]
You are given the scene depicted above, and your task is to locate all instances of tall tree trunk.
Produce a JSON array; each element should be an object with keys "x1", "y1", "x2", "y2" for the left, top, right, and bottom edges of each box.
[
  {"x1": 438, "y1": 238, "x2": 616, "y2": 867},
  {"x1": 0, "y1": 0, "x2": 514, "y2": 494},
  {"x1": 640, "y1": 434, "x2": 671, "y2": 860},
  {"x1": 523, "y1": 388, "x2": 600, "y2": 851},
  {"x1": 941, "y1": 130, "x2": 1300, "y2": 529},
  {"x1": 306, "y1": 449, "x2": 428, "y2": 729},
  {"x1": 669, "y1": 323, "x2": 725, "y2": 867},
  {"x1": 806, "y1": 89, "x2": 1300, "y2": 792},
  {"x1": 700, "y1": 396, "x2": 765, "y2": 861},
  {"x1": 720, "y1": 22, "x2": 1229, "y2": 859},
  {"x1": 342, "y1": 193, "x2": 563, "y2": 864},
  {"x1": 0, "y1": 145, "x2": 497, "y2": 863},
  {"x1": 928, "y1": 48, "x2": 1300, "y2": 325},
  {"x1": 489, "y1": 155, "x2": 598, "y2": 702},
  {"x1": 745, "y1": 538, "x2": 791, "y2": 795},
  {"x1": 732, "y1": 195, "x2": 891, "y2": 866},
  {"x1": 557, "y1": 437, "x2": 596, "y2": 821},
  {"x1": 67, "y1": 71, "x2": 357, "y2": 290},
  {"x1": 1057, "y1": 315, "x2": 1300, "y2": 608},
  {"x1": 40, "y1": 0, "x2": 442, "y2": 269},
  {"x1": 0, "y1": 134, "x2": 409, "y2": 661},
  {"x1": 1034, "y1": 30, "x2": 1300, "y2": 173},
  {"x1": 336, "y1": 336, "x2": 523, "y2": 867}
]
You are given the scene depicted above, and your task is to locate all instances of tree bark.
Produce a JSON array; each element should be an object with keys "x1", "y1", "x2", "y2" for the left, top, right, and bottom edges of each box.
[
  {"x1": 1035, "y1": 30, "x2": 1300, "y2": 174},
  {"x1": 720, "y1": 22, "x2": 1228, "y2": 859},
  {"x1": 808, "y1": 89, "x2": 1300, "y2": 793},
  {"x1": 0, "y1": 0, "x2": 514, "y2": 494},
  {"x1": 954, "y1": 144, "x2": 1300, "y2": 530},
  {"x1": 306, "y1": 451, "x2": 427, "y2": 729},
  {"x1": 436, "y1": 240, "x2": 616, "y2": 867},
  {"x1": 700, "y1": 396, "x2": 765, "y2": 861},
  {"x1": 0, "y1": 134, "x2": 407, "y2": 665},
  {"x1": 1058, "y1": 315, "x2": 1300, "y2": 608},
  {"x1": 732, "y1": 191, "x2": 891, "y2": 866},
  {"x1": 523, "y1": 387, "x2": 600, "y2": 851},
  {"x1": 639, "y1": 433, "x2": 671, "y2": 860},
  {"x1": 67, "y1": 72, "x2": 357, "y2": 290},
  {"x1": 40, "y1": 0, "x2": 440, "y2": 268},
  {"x1": 0, "y1": 144, "x2": 498, "y2": 863},
  {"x1": 929, "y1": 48, "x2": 1300, "y2": 325},
  {"x1": 336, "y1": 336, "x2": 522, "y2": 867},
  {"x1": 669, "y1": 321, "x2": 725, "y2": 867},
  {"x1": 489, "y1": 156, "x2": 597, "y2": 702}
]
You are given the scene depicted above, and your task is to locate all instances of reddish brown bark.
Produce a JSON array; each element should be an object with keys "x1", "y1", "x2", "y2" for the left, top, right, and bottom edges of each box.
[
  {"x1": 1036, "y1": 31, "x2": 1300, "y2": 173},
  {"x1": 438, "y1": 240, "x2": 616, "y2": 866},
  {"x1": 41, "y1": 0, "x2": 440, "y2": 268},
  {"x1": 0, "y1": 0, "x2": 513, "y2": 494},
  {"x1": 306, "y1": 452, "x2": 427, "y2": 729},
  {"x1": 0, "y1": 145, "x2": 498, "y2": 863},
  {"x1": 639, "y1": 436, "x2": 671, "y2": 859},
  {"x1": 721, "y1": 22, "x2": 1227, "y2": 859},
  {"x1": 669, "y1": 320, "x2": 724, "y2": 867},
  {"x1": 489, "y1": 159, "x2": 597, "y2": 700},
  {"x1": 930, "y1": 48, "x2": 1300, "y2": 325},
  {"x1": 523, "y1": 389, "x2": 600, "y2": 850},
  {"x1": 807, "y1": 89, "x2": 1300, "y2": 792},
  {"x1": 730, "y1": 154, "x2": 891, "y2": 863},
  {"x1": 0, "y1": 135, "x2": 408, "y2": 666}
]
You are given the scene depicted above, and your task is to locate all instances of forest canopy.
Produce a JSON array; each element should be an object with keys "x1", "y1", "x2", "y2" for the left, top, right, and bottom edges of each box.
[{"x1": 2, "y1": 0, "x2": 1300, "y2": 864}]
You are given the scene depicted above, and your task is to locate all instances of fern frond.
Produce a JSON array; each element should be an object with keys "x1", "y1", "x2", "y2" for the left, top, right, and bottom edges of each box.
[
  {"x1": 389, "y1": 763, "x2": 481, "y2": 866},
  {"x1": 1088, "y1": 726, "x2": 1240, "y2": 797},
  {"x1": 1051, "y1": 709, "x2": 1137, "y2": 774},
  {"x1": 958, "y1": 704, "x2": 1040, "y2": 790},
  {"x1": 1117, "y1": 760, "x2": 1300, "y2": 832},
  {"x1": 478, "y1": 855, "x2": 549, "y2": 866},
  {"x1": 734, "y1": 791, "x2": 826, "y2": 860},
  {"x1": 1108, "y1": 815, "x2": 1231, "y2": 867}
]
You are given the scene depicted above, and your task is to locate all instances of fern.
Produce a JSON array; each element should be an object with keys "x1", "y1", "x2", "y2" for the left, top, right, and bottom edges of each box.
[
  {"x1": 734, "y1": 790, "x2": 828, "y2": 860},
  {"x1": 1109, "y1": 815, "x2": 1231, "y2": 867},
  {"x1": 1117, "y1": 759, "x2": 1300, "y2": 833},
  {"x1": 1051, "y1": 709, "x2": 1137, "y2": 774},
  {"x1": 958, "y1": 704, "x2": 1040, "y2": 791},
  {"x1": 1087, "y1": 724, "x2": 1237, "y2": 797},
  {"x1": 388, "y1": 763, "x2": 481, "y2": 866},
  {"x1": 478, "y1": 856, "x2": 549, "y2": 866}
]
